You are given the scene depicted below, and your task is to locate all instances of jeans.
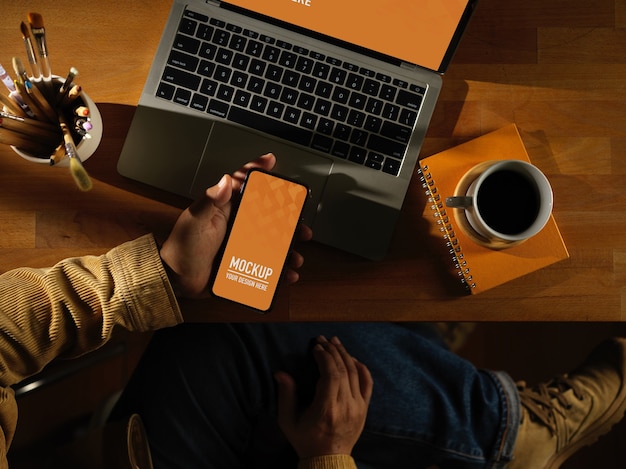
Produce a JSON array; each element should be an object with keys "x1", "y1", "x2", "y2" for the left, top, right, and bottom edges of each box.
[{"x1": 113, "y1": 323, "x2": 519, "y2": 469}]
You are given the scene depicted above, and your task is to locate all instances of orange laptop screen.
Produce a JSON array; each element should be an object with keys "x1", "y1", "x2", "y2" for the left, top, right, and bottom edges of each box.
[{"x1": 227, "y1": 0, "x2": 470, "y2": 71}]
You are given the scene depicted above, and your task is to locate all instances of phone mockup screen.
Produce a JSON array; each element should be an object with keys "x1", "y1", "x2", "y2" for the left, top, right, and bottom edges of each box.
[{"x1": 212, "y1": 169, "x2": 308, "y2": 312}]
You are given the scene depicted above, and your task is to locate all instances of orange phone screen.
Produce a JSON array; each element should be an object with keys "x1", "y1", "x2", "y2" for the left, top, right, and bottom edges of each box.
[
  {"x1": 212, "y1": 170, "x2": 308, "y2": 312},
  {"x1": 227, "y1": 0, "x2": 469, "y2": 71}
]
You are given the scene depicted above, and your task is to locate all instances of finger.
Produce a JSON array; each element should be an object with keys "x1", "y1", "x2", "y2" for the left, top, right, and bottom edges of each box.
[
  {"x1": 205, "y1": 174, "x2": 233, "y2": 207},
  {"x1": 274, "y1": 371, "x2": 298, "y2": 430},
  {"x1": 354, "y1": 359, "x2": 374, "y2": 405},
  {"x1": 298, "y1": 224, "x2": 313, "y2": 242},
  {"x1": 328, "y1": 337, "x2": 360, "y2": 399},
  {"x1": 312, "y1": 341, "x2": 341, "y2": 401},
  {"x1": 231, "y1": 153, "x2": 277, "y2": 187}
]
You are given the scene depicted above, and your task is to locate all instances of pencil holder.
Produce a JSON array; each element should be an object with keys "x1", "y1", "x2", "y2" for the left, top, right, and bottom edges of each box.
[{"x1": 7, "y1": 75, "x2": 102, "y2": 167}]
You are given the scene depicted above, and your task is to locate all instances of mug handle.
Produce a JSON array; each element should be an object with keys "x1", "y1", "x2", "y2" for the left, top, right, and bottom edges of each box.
[{"x1": 445, "y1": 196, "x2": 473, "y2": 208}]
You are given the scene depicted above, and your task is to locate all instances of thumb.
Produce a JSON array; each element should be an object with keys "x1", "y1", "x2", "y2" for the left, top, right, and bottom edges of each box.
[{"x1": 274, "y1": 371, "x2": 298, "y2": 429}]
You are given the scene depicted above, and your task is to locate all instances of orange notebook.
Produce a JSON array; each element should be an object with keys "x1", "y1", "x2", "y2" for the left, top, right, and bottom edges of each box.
[{"x1": 417, "y1": 124, "x2": 569, "y2": 294}]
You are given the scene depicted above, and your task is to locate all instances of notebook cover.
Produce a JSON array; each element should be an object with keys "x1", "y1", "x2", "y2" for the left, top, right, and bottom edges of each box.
[{"x1": 418, "y1": 124, "x2": 569, "y2": 294}]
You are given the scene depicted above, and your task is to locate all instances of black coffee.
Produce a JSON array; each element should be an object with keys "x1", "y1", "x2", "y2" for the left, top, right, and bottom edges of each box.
[{"x1": 476, "y1": 169, "x2": 540, "y2": 235}]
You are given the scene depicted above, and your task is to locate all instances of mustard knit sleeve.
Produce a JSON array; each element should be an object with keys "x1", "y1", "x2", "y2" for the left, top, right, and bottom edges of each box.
[{"x1": 298, "y1": 454, "x2": 358, "y2": 469}]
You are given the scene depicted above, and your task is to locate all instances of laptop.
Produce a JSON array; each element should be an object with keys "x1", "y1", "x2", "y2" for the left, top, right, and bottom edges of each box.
[{"x1": 117, "y1": 0, "x2": 477, "y2": 260}]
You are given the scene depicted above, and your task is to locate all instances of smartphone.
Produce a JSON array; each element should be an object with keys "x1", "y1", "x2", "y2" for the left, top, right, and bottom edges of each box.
[{"x1": 211, "y1": 169, "x2": 309, "y2": 312}]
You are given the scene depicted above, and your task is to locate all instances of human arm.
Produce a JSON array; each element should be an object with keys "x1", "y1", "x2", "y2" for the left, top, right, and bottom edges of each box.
[{"x1": 275, "y1": 336, "x2": 373, "y2": 469}]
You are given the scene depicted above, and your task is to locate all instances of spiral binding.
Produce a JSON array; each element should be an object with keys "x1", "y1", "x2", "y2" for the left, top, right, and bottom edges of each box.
[{"x1": 418, "y1": 165, "x2": 476, "y2": 291}]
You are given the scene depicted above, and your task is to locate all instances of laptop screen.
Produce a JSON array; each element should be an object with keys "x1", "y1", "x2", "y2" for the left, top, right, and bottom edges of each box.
[{"x1": 227, "y1": 0, "x2": 471, "y2": 72}]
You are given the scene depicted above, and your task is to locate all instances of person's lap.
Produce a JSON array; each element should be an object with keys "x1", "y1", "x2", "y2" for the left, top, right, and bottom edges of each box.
[{"x1": 113, "y1": 322, "x2": 514, "y2": 469}]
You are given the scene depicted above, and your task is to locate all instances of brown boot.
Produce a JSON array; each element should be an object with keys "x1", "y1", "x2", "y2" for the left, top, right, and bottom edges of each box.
[{"x1": 508, "y1": 338, "x2": 626, "y2": 469}]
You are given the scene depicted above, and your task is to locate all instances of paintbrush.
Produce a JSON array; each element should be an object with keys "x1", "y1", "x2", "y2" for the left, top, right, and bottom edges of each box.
[
  {"x1": 12, "y1": 57, "x2": 57, "y2": 122},
  {"x1": 20, "y1": 21, "x2": 41, "y2": 80},
  {"x1": 59, "y1": 114, "x2": 93, "y2": 191},
  {"x1": 27, "y1": 13, "x2": 52, "y2": 95},
  {"x1": 57, "y1": 67, "x2": 78, "y2": 105}
]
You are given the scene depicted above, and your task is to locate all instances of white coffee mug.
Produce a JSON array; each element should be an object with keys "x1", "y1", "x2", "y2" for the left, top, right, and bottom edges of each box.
[{"x1": 445, "y1": 160, "x2": 553, "y2": 245}]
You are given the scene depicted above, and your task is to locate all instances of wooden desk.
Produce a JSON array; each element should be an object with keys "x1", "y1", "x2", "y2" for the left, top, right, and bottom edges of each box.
[{"x1": 1, "y1": 1, "x2": 625, "y2": 321}]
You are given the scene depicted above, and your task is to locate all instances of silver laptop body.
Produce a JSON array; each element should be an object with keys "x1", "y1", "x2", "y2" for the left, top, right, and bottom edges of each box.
[{"x1": 118, "y1": 0, "x2": 477, "y2": 260}]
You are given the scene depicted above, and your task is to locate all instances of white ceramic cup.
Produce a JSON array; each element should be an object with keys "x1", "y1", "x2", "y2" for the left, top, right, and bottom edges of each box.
[
  {"x1": 445, "y1": 160, "x2": 553, "y2": 245},
  {"x1": 8, "y1": 76, "x2": 102, "y2": 166}
]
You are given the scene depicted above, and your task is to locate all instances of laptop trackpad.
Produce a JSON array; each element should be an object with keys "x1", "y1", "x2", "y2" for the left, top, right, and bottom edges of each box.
[{"x1": 190, "y1": 122, "x2": 333, "y2": 226}]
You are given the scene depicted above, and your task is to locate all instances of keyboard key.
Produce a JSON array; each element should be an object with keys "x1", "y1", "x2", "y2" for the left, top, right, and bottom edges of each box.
[
  {"x1": 196, "y1": 24, "x2": 214, "y2": 41},
  {"x1": 214, "y1": 65, "x2": 232, "y2": 83},
  {"x1": 250, "y1": 95, "x2": 268, "y2": 112},
  {"x1": 198, "y1": 40, "x2": 217, "y2": 60},
  {"x1": 216, "y1": 48, "x2": 233, "y2": 65},
  {"x1": 301, "y1": 112, "x2": 317, "y2": 129},
  {"x1": 198, "y1": 60, "x2": 216, "y2": 77},
  {"x1": 200, "y1": 78, "x2": 218, "y2": 96},
  {"x1": 296, "y1": 57, "x2": 314, "y2": 74},
  {"x1": 311, "y1": 134, "x2": 333, "y2": 152},
  {"x1": 284, "y1": 107, "x2": 301, "y2": 124},
  {"x1": 208, "y1": 99, "x2": 229, "y2": 118},
  {"x1": 330, "y1": 67, "x2": 347, "y2": 85},
  {"x1": 230, "y1": 71, "x2": 248, "y2": 88},
  {"x1": 173, "y1": 34, "x2": 200, "y2": 54},
  {"x1": 379, "y1": 84, "x2": 397, "y2": 101},
  {"x1": 299, "y1": 76, "x2": 317, "y2": 93},
  {"x1": 212, "y1": 30, "x2": 230, "y2": 46},
  {"x1": 229, "y1": 106, "x2": 312, "y2": 146},
  {"x1": 265, "y1": 64, "x2": 283, "y2": 82},
  {"x1": 399, "y1": 108, "x2": 418, "y2": 127},
  {"x1": 280, "y1": 88, "x2": 299, "y2": 105},
  {"x1": 363, "y1": 78, "x2": 380, "y2": 96},
  {"x1": 383, "y1": 158, "x2": 401, "y2": 176},
  {"x1": 315, "y1": 81, "x2": 333, "y2": 98},
  {"x1": 157, "y1": 82, "x2": 175, "y2": 100},
  {"x1": 216, "y1": 84, "x2": 235, "y2": 102},
  {"x1": 184, "y1": 9, "x2": 208, "y2": 23},
  {"x1": 263, "y1": 46, "x2": 280, "y2": 63},
  {"x1": 179, "y1": 18, "x2": 197, "y2": 36},
  {"x1": 331, "y1": 104, "x2": 349, "y2": 122},
  {"x1": 232, "y1": 53, "x2": 250, "y2": 71},
  {"x1": 381, "y1": 121, "x2": 412, "y2": 143},
  {"x1": 332, "y1": 141, "x2": 350, "y2": 158},
  {"x1": 168, "y1": 50, "x2": 199, "y2": 72},
  {"x1": 317, "y1": 118, "x2": 334, "y2": 135},
  {"x1": 246, "y1": 40, "x2": 263, "y2": 57},
  {"x1": 233, "y1": 90, "x2": 251, "y2": 107},
  {"x1": 367, "y1": 134, "x2": 406, "y2": 159},
  {"x1": 246, "y1": 76, "x2": 265, "y2": 93},
  {"x1": 263, "y1": 82, "x2": 282, "y2": 99},
  {"x1": 332, "y1": 87, "x2": 350, "y2": 104},
  {"x1": 297, "y1": 93, "x2": 315, "y2": 110},
  {"x1": 282, "y1": 70, "x2": 300, "y2": 87},
  {"x1": 314, "y1": 99, "x2": 331, "y2": 116},
  {"x1": 191, "y1": 93, "x2": 208, "y2": 111},
  {"x1": 267, "y1": 101, "x2": 284, "y2": 118},
  {"x1": 312, "y1": 62, "x2": 330, "y2": 80},
  {"x1": 162, "y1": 66, "x2": 201, "y2": 91},
  {"x1": 396, "y1": 89, "x2": 423, "y2": 110},
  {"x1": 348, "y1": 147, "x2": 366, "y2": 164},
  {"x1": 229, "y1": 34, "x2": 247, "y2": 52},
  {"x1": 279, "y1": 51, "x2": 297, "y2": 68},
  {"x1": 346, "y1": 73, "x2": 363, "y2": 91}
]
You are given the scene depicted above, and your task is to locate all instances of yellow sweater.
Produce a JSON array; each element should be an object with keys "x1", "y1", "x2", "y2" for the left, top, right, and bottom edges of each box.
[{"x1": 0, "y1": 234, "x2": 356, "y2": 469}]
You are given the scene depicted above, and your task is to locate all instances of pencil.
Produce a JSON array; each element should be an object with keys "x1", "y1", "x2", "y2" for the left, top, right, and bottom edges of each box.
[
  {"x1": 0, "y1": 93, "x2": 27, "y2": 117},
  {"x1": 0, "y1": 115, "x2": 61, "y2": 144},
  {"x1": 0, "y1": 128, "x2": 55, "y2": 156}
]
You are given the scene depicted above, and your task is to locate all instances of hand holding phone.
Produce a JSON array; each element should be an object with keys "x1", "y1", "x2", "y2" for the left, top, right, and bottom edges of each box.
[{"x1": 211, "y1": 169, "x2": 309, "y2": 312}]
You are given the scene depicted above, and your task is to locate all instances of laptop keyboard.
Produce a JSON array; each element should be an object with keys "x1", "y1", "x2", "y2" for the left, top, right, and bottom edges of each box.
[{"x1": 156, "y1": 9, "x2": 426, "y2": 176}]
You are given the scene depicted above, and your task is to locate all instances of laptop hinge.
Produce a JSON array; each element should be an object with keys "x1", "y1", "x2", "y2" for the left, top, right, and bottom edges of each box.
[
  {"x1": 400, "y1": 62, "x2": 418, "y2": 71},
  {"x1": 206, "y1": 0, "x2": 220, "y2": 5}
]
